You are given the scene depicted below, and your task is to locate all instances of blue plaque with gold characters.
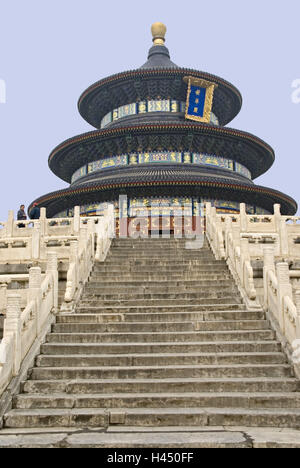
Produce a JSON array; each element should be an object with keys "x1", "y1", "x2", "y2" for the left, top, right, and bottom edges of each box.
[{"x1": 183, "y1": 76, "x2": 217, "y2": 123}]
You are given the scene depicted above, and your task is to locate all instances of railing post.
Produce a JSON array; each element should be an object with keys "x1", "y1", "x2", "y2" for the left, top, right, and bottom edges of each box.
[
  {"x1": 0, "y1": 282, "x2": 9, "y2": 315},
  {"x1": 39, "y1": 207, "x2": 46, "y2": 237},
  {"x1": 273, "y1": 204, "x2": 288, "y2": 257},
  {"x1": 240, "y1": 203, "x2": 247, "y2": 233},
  {"x1": 240, "y1": 237, "x2": 250, "y2": 288},
  {"x1": 274, "y1": 204, "x2": 281, "y2": 231},
  {"x1": 4, "y1": 293, "x2": 22, "y2": 375},
  {"x1": 29, "y1": 267, "x2": 42, "y2": 334},
  {"x1": 224, "y1": 216, "x2": 232, "y2": 258},
  {"x1": 70, "y1": 239, "x2": 79, "y2": 263},
  {"x1": 107, "y1": 204, "x2": 115, "y2": 238},
  {"x1": 276, "y1": 262, "x2": 293, "y2": 333},
  {"x1": 279, "y1": 218, "x2": 289, "y2": 258},
  {"x1": 73, "y1": 206, "x2": 80, "y2": 235},
  {"x1": 205, "y1": 202, "x2": 211, "y2": 218},
  {"x1": 47, "y1": 252, "x2": 58, "y2": 314},
  {"x1": 263, "y1": 246, "x2": 275, "y2": 310},
  {"x1": 205, "y1": 203, "x2": 212, "y2": 240},
  {"x1": 32, "y1": 220, "x2": 41, "y2": 260},
  {"x1": 291, "y1": 290, "x2": 300, "y2": 369},
  {"x1": 7, "y1": 210, "x2": 14, "y2": 238},
  {"x1": 79, "y1": 226, "x2": 88, "y2": 250}
]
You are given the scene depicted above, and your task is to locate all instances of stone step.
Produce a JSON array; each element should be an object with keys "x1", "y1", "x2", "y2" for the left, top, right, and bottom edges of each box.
[
  {"x1": 5, "y1": 407, "x2": 300, "y2": 429},
  {"x1": 13, "y1": 392, "x2": 300, "y2": 410},
  {"x1": 95, "y1": 261, "x2": 226, "y2": 268},
  {"x1": 90, "y1": 274, "x2": 233, "y2": 282},
  {"x1": 105, "y1": 254, "x2": 217, "y2": 261},
  {"x1": 52, "y1": 320, "x2": 270, "y2": 334},
  {"x1": 2, "y1": 427, "x2": 300, "y2": 448},
  {"x1": 78, "y1": 298, "x2": 244, "y2": 308},
  {"x1": 45, "y1": 329, "x2": 275, "y2": 344},
  {"x1": 93, "y1": 263, "x2": 228, "y2": 271},
  {"x1": 83, "y1": 285, "x2": 238, "y2": 296},
  {"x1": 21, "y1": 377, "x2": 299, "y2": 396},
  {"x1": 36, "y1": 352, "x2": 287, "y2": 368},
  {"x1": 76, "y1": 304, "x2": 247, "y2": 314},
  {"x1": 111, "y1": 240, "x2": 205, "y2": 246},
  {"x1": 111, "y1": 242, "x2": 204, "y2": 246},
  {"x1": 107, "y1": 246, "x2": 213, "y2": 253},
  {"x1": 29, "y1": 364, "x2": 292, "y2": 381},
  {"x1": 40, "y1": 340, "x2": 282, "y2": 356},
  {"x1": 80, "y1": 292, "x2": 241, "y2": 302},
  {"x1": 84, "y1": 277, "x2": 237, "y2": 293},
  {"x1": 56, "y1": 310, "x2": 266, "y2": 323},
  {"x1": 86, "y1": 279, "x2": 236, "y2": 288}
]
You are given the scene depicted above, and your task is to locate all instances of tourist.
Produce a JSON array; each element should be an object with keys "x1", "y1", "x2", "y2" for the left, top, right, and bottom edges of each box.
[
  {"x1": 30, "y1": 203, "x2": 40, "y2": 220},
  {"x1": 17, "y1": 204, "x2": 27, "y2": 228}
]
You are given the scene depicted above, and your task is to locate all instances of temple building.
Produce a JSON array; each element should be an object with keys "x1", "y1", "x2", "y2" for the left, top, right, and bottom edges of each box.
[{"x1": 29, "y1": 23, "x2": 297, "y2": 231}]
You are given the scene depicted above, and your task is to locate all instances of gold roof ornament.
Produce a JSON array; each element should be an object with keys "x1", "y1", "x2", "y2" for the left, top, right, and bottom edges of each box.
[{"x1": 151, "y1": 22, "x2": 167, "y2": 46}]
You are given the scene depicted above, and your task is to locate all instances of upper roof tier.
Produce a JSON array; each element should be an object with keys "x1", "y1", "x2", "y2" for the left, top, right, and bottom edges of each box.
[{"x1": 78, "y1": 23, "x2": 242, "y2": 128}]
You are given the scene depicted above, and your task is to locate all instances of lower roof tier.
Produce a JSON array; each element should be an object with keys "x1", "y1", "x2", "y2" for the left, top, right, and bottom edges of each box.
[
  {"x1": 29, "y1": 167, "x2": 297, "y2": 217},
  {"x1": 48, "y1": 122, "x2": 275, "y2": 183}
]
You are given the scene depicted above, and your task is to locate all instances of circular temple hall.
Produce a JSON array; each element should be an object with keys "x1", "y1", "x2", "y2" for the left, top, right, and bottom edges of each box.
[{"x1": 29, "y1": 23, "x2": 297, "y2": 232}]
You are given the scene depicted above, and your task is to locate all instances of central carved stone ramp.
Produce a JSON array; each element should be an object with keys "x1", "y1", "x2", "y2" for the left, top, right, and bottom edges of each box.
[{"x1": 2, "y1": 237, "x2": 300, "y2": 448}]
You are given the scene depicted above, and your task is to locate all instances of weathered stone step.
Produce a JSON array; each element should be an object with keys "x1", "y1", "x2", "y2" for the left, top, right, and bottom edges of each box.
[
  {"x1": 84, "y1": 277, "x2": 237, "y2": 293},
  {"x1": 90, "y1": 273, "x2": 233, "y2": 282},
  {"x1": 94, "y1": 261, "x2": 226, "y2": 269},
  {"x1": 78, "y1": 298, "x2": 243, "y2": 309},
  {"x1": 52, "y1": 320, "x2": 270, "y2": 334},
  {"x1": 5, "y1": 406, "x2": 300, "y2": 429},
  {"x1": 107, "y1": 246, "x2": 213, "y2": 252},
  {"x1": 29, "y1": 364, "x2": 292, "y2": 381},
  {"x1": 86, "y1": 279, "x2": 236, "y2": 288},
  {"x1": 76, "y1": 303, "x2": 247, "y2": 314},
  {"x1": 36, "y1": 352, "x2": 287, "y2": 368},
  {"x1": 40, "y1": 340, "x2": 281, "y2": 356},
  {"x1": 80, "y1": 292, "x2": 240, "y2": 303},
  {"x1": 94, "y1": 262, "x2": 228, "y2": 270},
  {"x1": 21, "y1": 377, "x2": 299, "y2": 396},
  {"x1": 105, "y1": 254, "x2": 217, "y2": 261},
  {"x1": 111, "y1": 240, "x2": 205, "y2": 246},
  {"x1": 56, "y1": 310, "x2": 265, "y2": 323},
  {"x1": 3, "y1": 427, "x2": 300, "y2": 448},
  {"x1": 13, "y1": 392, "x2": 300, "y2": 410},
  {"x1": 83, "y1": 286, "x2": 238, "y2": 298},
  {"x1": 46, "y1": 329, "x2": 275, "y2": 344}
]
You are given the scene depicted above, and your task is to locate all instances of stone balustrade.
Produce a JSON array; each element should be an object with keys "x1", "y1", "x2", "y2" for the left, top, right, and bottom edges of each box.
[
  {"x1": 0, "y1": 206, "x2": 114, "y2": 397},
  {"x1": 206, "y1": 202, "x2": 300, "y2": 376},
  {"x1": 0, "y1": 206, "x2": 115, "y2": 316},
  {"x1": 0, "y1": 253, "x2": 58, "y2": 395}
]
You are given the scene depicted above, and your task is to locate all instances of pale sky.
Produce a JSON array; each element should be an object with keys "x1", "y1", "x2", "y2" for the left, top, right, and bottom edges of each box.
[{"x1": 0, "y1": 0, "x2": 300, "y2": 220}]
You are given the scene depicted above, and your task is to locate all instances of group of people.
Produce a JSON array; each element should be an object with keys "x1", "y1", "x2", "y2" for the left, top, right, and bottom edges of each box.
[{"x1": 17, "y1": 203, "x2": 40, "y2": 227}]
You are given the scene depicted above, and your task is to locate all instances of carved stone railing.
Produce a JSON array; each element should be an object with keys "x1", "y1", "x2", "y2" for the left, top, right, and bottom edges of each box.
[
  {"x1": 206, "y1": 203, "x2": 259, "y2": 309},
  {"x1": 62, "y1": 206, "x2": 114, "y2": 310},
  {"x1": 263, "y1": 247, "x2": 300, "y2": 377},
  {"x1": 206, "y1": 202, "x2": 300, "y2": 375},
  {"x1": 0, "y1": 206, "x2": 114, "y2": 263},
  {"x1": 0, "y1": 253, "x2": 58, "y2": 396},
  {"x1": 206, "y1": 202, "x2": 300, "y2": 261},
  {"x1": 0, "y1": 205, "x2": 115, "y2": 314}
]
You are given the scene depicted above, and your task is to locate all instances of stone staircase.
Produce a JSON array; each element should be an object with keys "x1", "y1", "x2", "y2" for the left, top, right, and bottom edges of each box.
[{"x1": 1, "y1": 236, "x2": 300, "y2": 448}]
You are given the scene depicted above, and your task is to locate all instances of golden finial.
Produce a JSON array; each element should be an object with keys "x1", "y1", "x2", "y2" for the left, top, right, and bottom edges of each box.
[{"x1": 151, "y1": 22, "x2": 167, "y2": 46}]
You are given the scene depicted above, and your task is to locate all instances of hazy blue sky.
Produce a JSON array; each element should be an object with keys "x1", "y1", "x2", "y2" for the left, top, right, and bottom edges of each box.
[{"x1": 1, "y1": 0, "x2": 300, "y2": 220}]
